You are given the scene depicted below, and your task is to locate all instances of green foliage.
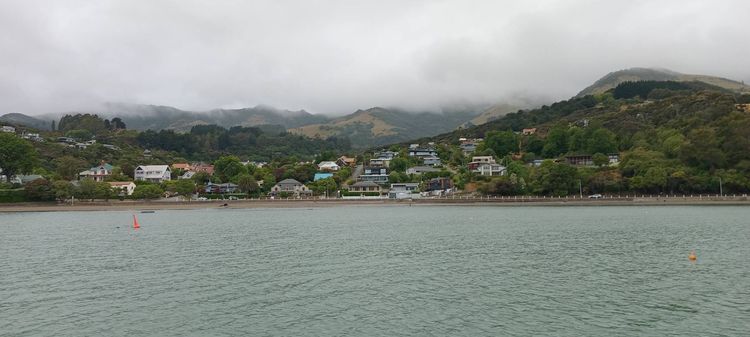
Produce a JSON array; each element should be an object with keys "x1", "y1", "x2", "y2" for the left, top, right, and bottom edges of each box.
[
  {"x1": 214, "y1": 155, "x2": 247, "y2": 182},
  {"x1": 0, "y1": 133, "x2": 38, "y2": 179},
  {"x1": 54, "y1": 156, "x2": 89, "y2": 180},
  {"x1": 592, "y1": 153, "x2": 609, "y2": 167},
  {"x1": 483, "y1": 130, "x2": 519, "y2": 156},
  {"x1": 236, "y1": 174, "x2": 259, "y2": 195},
  {"x1": 24, "y1": 179, "x2": 54, "y2": 201},
  {"x1": 52, "y1": 180, "x2": 75, "y2": 201},
  {"x1": 170, "y1": 179, "x2": 196, "y2": 199},
  {"x1": 132, "y1": 184, "x2": 164, "y2": 200},
  {"x1": 530, "y1": 161, "x2": 579, "y2": 196},
  {"x1": 388, "y1": 157, "x2": 409, "y2": 173}
]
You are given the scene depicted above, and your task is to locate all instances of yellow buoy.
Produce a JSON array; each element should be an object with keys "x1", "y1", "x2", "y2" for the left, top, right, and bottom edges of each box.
[{"x1": 688, "y1": 250, "x2": 697, "y2": 261}]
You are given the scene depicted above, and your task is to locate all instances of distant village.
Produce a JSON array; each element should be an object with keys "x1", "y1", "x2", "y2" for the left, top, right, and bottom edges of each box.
[{"x1": 1, "y1": 123, "x2": 626, "y2": 203}]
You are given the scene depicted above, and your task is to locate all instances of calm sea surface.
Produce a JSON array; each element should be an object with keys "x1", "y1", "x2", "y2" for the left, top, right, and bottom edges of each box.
[{"x1": 1, "y1": 206, "x2": 749, "y2": 336}]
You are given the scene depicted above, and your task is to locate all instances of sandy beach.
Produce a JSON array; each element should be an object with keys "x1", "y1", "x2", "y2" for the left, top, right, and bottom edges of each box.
[{"x1": 1, "y1": 196, "x2": 749, "y2": 213}]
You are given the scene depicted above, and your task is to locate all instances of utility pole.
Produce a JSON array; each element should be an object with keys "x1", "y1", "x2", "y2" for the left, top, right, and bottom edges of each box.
[{"x1": 719, "y1": 177, "x2": 723, "y2": 196}]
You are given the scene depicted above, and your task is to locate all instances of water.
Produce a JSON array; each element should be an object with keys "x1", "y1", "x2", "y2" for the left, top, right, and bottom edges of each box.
[{"x1": 1, "y1": 206, "x2": 749, "y2": 336}]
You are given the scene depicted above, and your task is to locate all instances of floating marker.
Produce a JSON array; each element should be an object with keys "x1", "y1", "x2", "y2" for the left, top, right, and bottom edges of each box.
[
  {"x1": 688, "y1": 250, "x2": 696, "y2": 261},
  {"x1": 132, "y1": 214, "x2": 140, "y2": 229}
]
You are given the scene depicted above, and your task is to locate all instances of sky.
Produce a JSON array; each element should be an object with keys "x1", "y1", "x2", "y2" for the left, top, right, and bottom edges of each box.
[{"x1": 1, "y1": 0, "x2": 749, "y2": 115}]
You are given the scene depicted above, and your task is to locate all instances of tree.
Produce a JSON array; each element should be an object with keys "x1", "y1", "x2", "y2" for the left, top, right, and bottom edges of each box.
[
  {"x1": 484, "y1": 130, "x2": 519, "y2": 157},
  {"x1": 172, "y1": 179, "x2": 196, "y2": 200},
  {"x1": 52, "y1": 180, "x2": 74, "y2": 201},
  {"x1": 132, "y1": 184, "x2": 164, "y2": 200},
  {"x1": 94, "y1": 181, "x2": 115, "y2": 201},
  {"x1": 592, "y1": 153, "x2": 609, "y2": 167},
  {"x1": 541, "y1": 124, "x2": 568, "y2": 158},
  {"x1": 214, "y1": 155, "x2": 247, "y2": 182},
  {"x1": 24, "y1": 179, "x2": 54, "y2": 201},
  {"x1": 531, "y1": 161, "x2": 578, "y2": 196},
  {"x1": 586, "y1": 128, "x2": 618, "y2": 154},
  {"x1": 76, "y1": 179, "x2": 98, "y2": 200},
  {"x1": 237, "y1": 174, "x2": 259, "y2": 195},
  {"x1": 389, "y1": 157, "x2": 409, "y2": 173},
  {"x1": 54, "y1": 156, "x2": 89, "y2": 180},
  {"x1": 0, "y1": 133, "x2": 38, "y2": 181}
]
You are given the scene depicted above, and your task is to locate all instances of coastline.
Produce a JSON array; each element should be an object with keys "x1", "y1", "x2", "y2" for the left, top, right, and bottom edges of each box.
[{"x1": 1, "y1": 196, "x2": 749, "y2": 213}]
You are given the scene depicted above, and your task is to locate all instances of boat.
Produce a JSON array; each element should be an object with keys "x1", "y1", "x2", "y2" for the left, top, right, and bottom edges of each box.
[{"x1": 140, "y1": 210, "x2": 156, "y2": 213}]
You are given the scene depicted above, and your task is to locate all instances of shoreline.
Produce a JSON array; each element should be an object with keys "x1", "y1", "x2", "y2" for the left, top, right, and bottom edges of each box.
[{"x1": 1, "y1": 197, "x2": 749, "y2": 213}]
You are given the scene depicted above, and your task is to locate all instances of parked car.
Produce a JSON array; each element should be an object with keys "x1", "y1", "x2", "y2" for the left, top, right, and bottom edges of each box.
[
  {"x1": 197, "y1": 197, "x2": 208, "y2": 201},
  {"x1": 228, "y1": 196, "x2": 238, "y2": 200},
  {"x1": 588, "y1": 194, "x2": 603, "y2": 199}
]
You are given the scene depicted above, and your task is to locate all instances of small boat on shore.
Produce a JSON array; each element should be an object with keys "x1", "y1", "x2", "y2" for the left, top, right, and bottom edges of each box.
[{"x1": 140, "y1": 210, "x2": 156, "y2": 213}]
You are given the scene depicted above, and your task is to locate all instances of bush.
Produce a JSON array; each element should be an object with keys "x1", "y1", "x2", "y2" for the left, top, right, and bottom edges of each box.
[{"x1": 0, "y1": 189, "x2": 28, "y2": 203}]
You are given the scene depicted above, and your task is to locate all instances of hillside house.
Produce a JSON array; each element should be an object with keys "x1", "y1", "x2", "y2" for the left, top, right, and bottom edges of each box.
[
  {"x1": 406, "y1": 166, "x2": 439, "y2": 175},
  {"x1": 422, "y1": 156, "x2": 442, "y2": 166},
  {"x1": 473, "y1": 163, "x2": 506, "y2": 176},
  {"x1": 271, "y1": 179, "x2": 311, "y2": 197},
  {"x1": 358, "y1": 167, "x2": 389, "y2": 184},
  {"x1": 388, "y1": 182, "x2": 419, "y2": 199},
  {"x1": 522, "y1": 128, "x2": 537, "y2": 135},
  {"x1": 109, "y1": 182, "x2": 136, "y2": 196},
  {"x1": 192, "y1": 163, "x2": 215, "y2": 175},
  {"x1": 336, "y1": 156, "x2": 356, "y2": 167},
  {"x1": 408, "y1": 146, "x2": 438, "y2": 157},
  {"x1": 172, "y1": 163, "x2": 191, "y2": 171},
  {"x1": 373, "y1": 151, "x2": 398, "y2": 160},
  {"x1": 426, "y1": 177, "x2": 453, "y2": 192},
  {"x1": 134, "y1": 165, "x2": 171, "y2": 183},
  {"x1": 349, "y1": 181, "x2": 382, "y2": 193},
  {"x1": 79, "y1": 163, "x2": 113, "y2": 182},
  {"x1": 317, "y1": 161, "x2": 340, "y2": 171},
  {"x1": 468, "y1": 156, "x2": 496, "y2": 170},
  {"x1": 369, "y1": 157, "x2": 392, "y2": 167},
  {"x1": 1, "y1": 126, "x2": 15, "y2": 133}
]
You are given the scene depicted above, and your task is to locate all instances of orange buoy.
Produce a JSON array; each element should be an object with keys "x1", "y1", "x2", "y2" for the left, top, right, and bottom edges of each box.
[
  {"x1": 688, "y1": 250, "x2": 696, "y2": 261},
  {"x1": 132, "y1": 214, "x2": 140, "y2": 229}
]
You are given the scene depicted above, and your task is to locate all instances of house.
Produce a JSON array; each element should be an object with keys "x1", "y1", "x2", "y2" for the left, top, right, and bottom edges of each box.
[
  {"x1": 349, "y1": 181, "x2": 382, "y2": 193},
  {"x1": 205, "y1": 182, "x2": 238, "y2": 194},
  {"x1": 369, "y1": 158, "x2": 392, "y2": 167},
  {"x1": 388, "y1": 182, "x2": 420, "y2": 199},
  {"x1": 1, "y1": 126, "x2": 15, "y2": 133},
  {"x1": 408, "y1": 146, "x2": 438, "y2": 157},
  {"x1": 109, "y1": 182, "x2": 136, "y2": 196},
  {"x1": 336, "y1": 156, "x2": 356, "y2": 167},
  {"x1": 134, "y1": 165, "x2": 171, "y2": 183},
  {"x1": 522, "y1": 128, "x2": 537, "y2": 135},
  {"x1": 179, "y1": 171, "x2": 196, "y2": 180},
  {"x1": 11, "y1": 174, "x2": 45, "y2": 185},
  {"x1": 426, "y1": 177, "x2": 453, "y2": 192},
  {"x1": 468, "y1": 156, "x2": 496, "y2": 170},
  {"x1": 57, "y1": 137, "x2": 76, "y2": 144},
  {"x1": 21, "y1": 132, "x2": 43, "y2": 141},
  {"x1": 75, "y1": 143, "x2": 89, "y2": 150},
  {"x1": 102, "y1": 144, "x2": 120, "y2": 151},
  {"x1": 314, "y1": 173, "x2": 334, "y2": 181},
  {"x1": 406, "y1": 166, "x2": 439, "y2": 175},
  {"x1": 79, "y1": 163, "x2": 114, "y2": 182},
  {"x1": 317, "y1": 161, "x2": 340, "y2": 171},
  {"x1": 473, "y1": 163, "x2": 506, "y2": 176},
  {"x1": 143, "y1": 149, "x2": 152, "y2": 157},
  {"x1": 422, "y1": 156, "x2": 442, "y2": 166},
  {"x1": 373, "y1": 151, "x2": 398, "y2": 160},
  {"x1": 565, "y1": 155, "x2": 593, "y2": 166},
  {"x1": 192, "y1": 163, "x2": 215, "y2": 175},
  {"x1": 271, "y1": 178, "x2": 312, "y2": 197},
  {"x1": 358, "y1": 167, "x2": 389, "y2": 184},
  {"x1": 172, "y1": 163, "x2": 191, "y2": 171}
]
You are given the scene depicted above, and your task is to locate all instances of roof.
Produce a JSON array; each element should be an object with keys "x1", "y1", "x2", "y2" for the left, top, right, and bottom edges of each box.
[
  {"x1": 314, "y1": 173, "x2": 334, "y2": 181},
  {"x1": 277, "y1": 178, "x2": 303, "y2": 185},
  {"x1": 351, "y1": 181, "x2": 380, "y2": 187},
  {"x1": 109, "y1": 181, "x2": 135, "y2": 186},
  {"x1": 318, "y1": 161, "x2": 338, "y2": 166},
  {"x1": 172, "y1": 163, "x2": 191, "y2": 170},
  {"x1": 408, "y1": 166, "x2": 438, "y2": 172},
  {"x1": 136, "y1": 165, "x2": 170, "y2": 171},
  {"x1": 91, "y1": 163, "x2": 114, "y2": 171}
]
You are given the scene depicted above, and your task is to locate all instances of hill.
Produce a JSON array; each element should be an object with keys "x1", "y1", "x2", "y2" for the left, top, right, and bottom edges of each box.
[
  {"x1": 289, "y1": 107, "x2": 485, "y2": 148},
  {"x1": 577, "y1": 67, "x2": 750, "y2": 97},
  {"x1": 0, "y1": 113, "x2": 52, "y2": 130}
]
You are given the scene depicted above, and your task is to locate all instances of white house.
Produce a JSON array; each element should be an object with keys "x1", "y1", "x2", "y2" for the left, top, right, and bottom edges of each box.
[
  {"x1": 1, "y1": 126, "x2": 15, "y2": 133},
  {"x1": 109, "y1": 182, "x2": 136, "y2": 196},
  {"x1": 134, "y1": 165, "x2": 171, "y2": 183},
  {"x1": 473, "y1": 163, "x2": 506, "y2": 176},
  {"x1": 271, "y1": 178, "x2": 312, "y2": 197},
  {"x1": 317, "y1": 161, "x2": 340, "y2": 171}
]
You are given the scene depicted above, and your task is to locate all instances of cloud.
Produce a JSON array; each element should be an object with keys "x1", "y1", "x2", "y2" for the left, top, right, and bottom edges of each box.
[{"x1": 1, "y1": 0, "x2": 748, "y2": 115}]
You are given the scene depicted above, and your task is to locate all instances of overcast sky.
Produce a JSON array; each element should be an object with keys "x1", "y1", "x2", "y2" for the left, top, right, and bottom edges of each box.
[{"x1": 2, "y1": 0, "x2": 749, "y2": 115}]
